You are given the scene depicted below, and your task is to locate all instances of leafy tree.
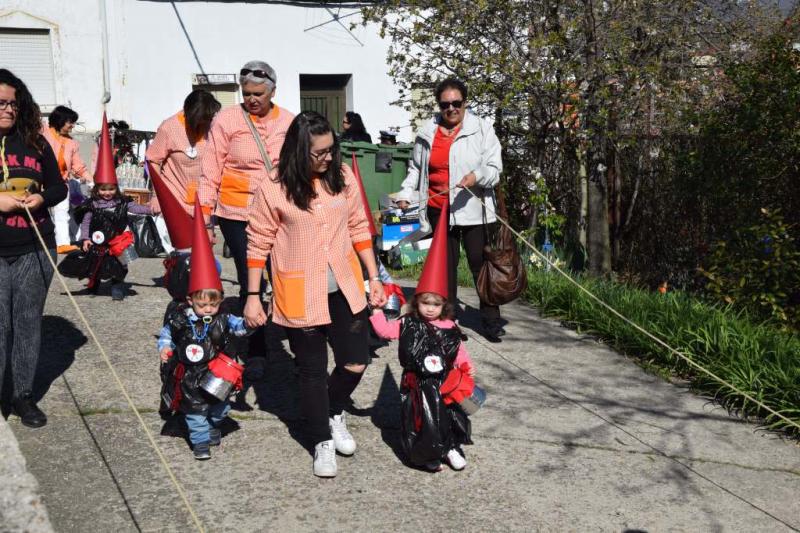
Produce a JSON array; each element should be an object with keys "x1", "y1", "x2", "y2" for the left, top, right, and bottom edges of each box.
[{"x1": 364, "y1": 0, "x2": 789, "y2": 277}]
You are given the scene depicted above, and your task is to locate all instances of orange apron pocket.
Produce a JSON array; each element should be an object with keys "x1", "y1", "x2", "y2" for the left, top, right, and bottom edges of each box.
[
  {"x1": 185, "y1": 180, "x2": 198, "y2": 205},
  {"x1": 219, "y1": 169, "x2": 250, "y2": 208},
  {"x1": 273, "y1": 270, "x2": 306, "y2": 319},
  {"x1": 348, "y1": 251, "x2": 364, "y2": 287}
]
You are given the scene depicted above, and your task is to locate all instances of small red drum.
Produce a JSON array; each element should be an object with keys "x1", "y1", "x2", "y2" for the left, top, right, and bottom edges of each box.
[{"x1": 200, "y1": 353, "x2": 244, "y2": 401}]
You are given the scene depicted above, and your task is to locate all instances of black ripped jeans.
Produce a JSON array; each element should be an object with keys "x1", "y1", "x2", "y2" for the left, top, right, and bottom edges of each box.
[{"x1": 284, "y1": 291, "x2": 370, "y2": 446}]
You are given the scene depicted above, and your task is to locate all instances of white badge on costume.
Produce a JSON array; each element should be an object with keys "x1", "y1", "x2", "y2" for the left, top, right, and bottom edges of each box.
[
  {"x1": 91, "y1": 230, "x2": 105, "y2": 244},
  {"x1": 184, "y1": 146, "x2": 198, "y2": 159},
  {"x1": 423, "y1": 355, "x2": 444, "y2": 373},
  {"x1": 185, "y1": 344, "x2": 205, "y2": 363}
]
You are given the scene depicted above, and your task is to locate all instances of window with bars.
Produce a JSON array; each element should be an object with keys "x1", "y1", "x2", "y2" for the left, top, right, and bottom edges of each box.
[{"x1": 0, "y1": 28, "x2": 56, "y2": 108}]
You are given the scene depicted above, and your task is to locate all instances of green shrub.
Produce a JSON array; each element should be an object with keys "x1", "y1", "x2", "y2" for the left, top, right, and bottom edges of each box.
[
  {"x1": 386, "y1": 248, "x2": 475, "y2": 288},
  {"x1": 698, "y1": 209, "x2": 800, "y2": 330}
]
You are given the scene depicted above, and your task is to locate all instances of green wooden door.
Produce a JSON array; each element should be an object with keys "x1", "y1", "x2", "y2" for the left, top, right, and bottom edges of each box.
[{"x1": 301, "y1": 90, "x2": 346, "y2": 131}]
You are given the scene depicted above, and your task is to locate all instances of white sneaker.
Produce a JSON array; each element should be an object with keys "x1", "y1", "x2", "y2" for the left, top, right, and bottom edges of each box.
[
  {"x1": 313, "y1": 440, "x2": 337, "y2": 477},
  {"x1": 329, "y1": 413, "x2": 356, "y2": 456},
  {"x1": 446, "y1": 448, "x2": 467, "y2": 470}
]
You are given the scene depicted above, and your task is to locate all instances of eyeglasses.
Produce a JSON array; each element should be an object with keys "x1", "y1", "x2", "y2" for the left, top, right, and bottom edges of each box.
[
  {"x1": 240, "y1": 68, "x2": 275, "y2": 84},
  {"x1": 0, "y1": 100, "x2": 18, "y2": 111},
  {"x1": 438, "y1": 100, "x2": 464, "y2": 110},
  {"x1": 310, "y1": 148, "x2": 334, "y2": 161}
]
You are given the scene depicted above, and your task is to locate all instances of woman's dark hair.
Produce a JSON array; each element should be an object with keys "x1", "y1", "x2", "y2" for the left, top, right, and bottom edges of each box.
[
  {"x1": 341, "y1": 111, "x2": 372, "y2": 142},
  {"x1": 0, "y1": 69, "x2": 46, "y2": 153},
  {"x1": 48, "y1": 105, "x2": 79, "y2": 131},
  {"x1": 90, "y1": 182, "x2": 123, "y2": 201},
  {"x1": 277, "y1": 111, "x2": 343, "y2": 211},
  {"x1": 406, "y1": 292, "x2": 455, "y2": 321},
  {"x1": 434, "y1": 77, "x2": 468, "y2": 102},
  {"x1": 344, "y1": 111, "x2": 367, "y2": 134},
  {"x1": 183, "y1": 89, "x2": 220, "y2": 135}
]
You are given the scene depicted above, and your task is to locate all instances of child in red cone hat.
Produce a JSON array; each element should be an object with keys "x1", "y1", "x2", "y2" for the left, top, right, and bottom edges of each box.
[
  {"x1": 370, "y1": 199, "x2": 476, "y2": 472},
  {"x1": 58, "y1": 113, "x2": 152, "y2": 300},
  {"x1": 157, "y1": 198, "x2": 252, "y2": 460}
]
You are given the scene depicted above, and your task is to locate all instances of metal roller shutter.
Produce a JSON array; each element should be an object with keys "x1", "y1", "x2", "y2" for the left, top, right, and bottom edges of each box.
[{"x1": 0, "y1": 28, "x2": 56, "y2": 107}]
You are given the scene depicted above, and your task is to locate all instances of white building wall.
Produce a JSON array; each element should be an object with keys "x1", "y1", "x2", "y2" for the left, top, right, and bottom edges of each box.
[{"x1": 1, "y1": 0, "x2": 411, "y2": 141}]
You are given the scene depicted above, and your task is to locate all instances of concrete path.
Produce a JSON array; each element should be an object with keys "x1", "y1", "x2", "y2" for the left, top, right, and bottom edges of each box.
[{"x1": 5, "y1": 252, "x2": 800, "y2": 532}]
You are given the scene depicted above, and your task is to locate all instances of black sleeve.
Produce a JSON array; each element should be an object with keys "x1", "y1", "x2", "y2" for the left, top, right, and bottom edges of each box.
[{"x1": 39, "y1": 141, "x2": 68, "y2": 208}]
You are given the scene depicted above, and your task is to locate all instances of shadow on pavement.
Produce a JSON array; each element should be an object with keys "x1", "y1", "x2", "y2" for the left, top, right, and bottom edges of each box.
[
  {"x1": 234, "y1": 321, "x2": 311, "y2": 452},
  {"x1": 33, "y1": 315, "x2": 87, "y2": 403},
  {"x1": 369, "y1": 365, "x2": 406, "y2": 464}
]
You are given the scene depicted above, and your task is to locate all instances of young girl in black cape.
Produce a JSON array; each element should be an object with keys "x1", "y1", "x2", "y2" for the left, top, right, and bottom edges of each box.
[{"x1": 370, "y1": 199, "x2": 476, "y2": 471}]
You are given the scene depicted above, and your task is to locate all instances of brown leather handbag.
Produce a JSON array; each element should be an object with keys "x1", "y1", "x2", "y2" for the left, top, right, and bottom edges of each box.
[{"x1": 476, "y1": 187, "x2": 528, "y2": 306}]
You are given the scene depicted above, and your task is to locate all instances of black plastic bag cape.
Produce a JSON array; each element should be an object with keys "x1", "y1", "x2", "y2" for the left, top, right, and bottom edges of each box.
[
  {"x1": 130, "y1": 215, "x2": 164, "y2": 258},
  {"x1": 398, "y1": 316, "x2": 472, "y2": 465},
  {"x1": 163, "y1": 251, "x2": 191, "y2": 300},
  {"x1": 57, "y1": 247, "x2": 126, "y2": 282}
]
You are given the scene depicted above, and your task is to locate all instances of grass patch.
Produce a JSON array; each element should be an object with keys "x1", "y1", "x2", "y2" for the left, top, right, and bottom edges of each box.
[
  {"x1": 524, "y1": 269, "x2": 800, "y2": 437},
  {"x1": 386, "y1": 248, "x2": 475, "y2": 287}
]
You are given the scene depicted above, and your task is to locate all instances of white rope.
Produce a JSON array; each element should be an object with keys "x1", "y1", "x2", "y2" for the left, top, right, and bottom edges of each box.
[{"x1": 23, "y1": 204, "x2": 206, "y2": 532}]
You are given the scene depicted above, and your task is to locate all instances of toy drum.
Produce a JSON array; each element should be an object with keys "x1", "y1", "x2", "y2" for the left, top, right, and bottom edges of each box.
[
  {"x1": 200, "y1": 353, "x2": 243, "y2": 401},
  {"x1": 384, "y1": 293, "x2": 402, "y2": 318},
  {"x1": 459, "y1": 384, "x2": 487, "y2": 415}
]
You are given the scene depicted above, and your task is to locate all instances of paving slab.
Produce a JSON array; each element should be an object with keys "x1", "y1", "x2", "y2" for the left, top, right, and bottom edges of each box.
[{"x1": 4, "y1": 252, "x2": 800, "y2": 532}]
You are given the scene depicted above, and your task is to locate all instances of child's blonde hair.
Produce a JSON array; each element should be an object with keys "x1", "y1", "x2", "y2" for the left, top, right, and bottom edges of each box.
[{"x1": 188, "y1": 288, "x2": 223, "y2": 303}]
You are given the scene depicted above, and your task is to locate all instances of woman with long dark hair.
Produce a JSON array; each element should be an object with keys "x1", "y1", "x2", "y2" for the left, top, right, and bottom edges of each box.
[
  {"x1": 340, "y1": 111, "x2": 372, "y2": 143},
  {"x1": 244, "y1": 111, "x2": 386, "y2": 477},
  {"x1": 0, "y1": 69, "x2": 67, "y2": 427}
]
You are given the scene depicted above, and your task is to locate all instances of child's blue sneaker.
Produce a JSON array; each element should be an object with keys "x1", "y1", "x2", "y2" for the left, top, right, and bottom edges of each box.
[{"x1": 209, "y1": 428, "x2": 221, "y2": 446}]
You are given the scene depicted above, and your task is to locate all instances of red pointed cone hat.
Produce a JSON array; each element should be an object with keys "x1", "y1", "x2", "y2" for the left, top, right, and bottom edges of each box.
[
  {"x1": 147, "y1": 161, "x2": 193, "y2": 250},
  {"x1": 351, "y1": 153, "x2": 377, "y2": 237},
  {"x1": 94, "y1": 112, "x2": 117, "y2": 185},
  {"x1": 188, "y1": 197, "x2": 222, "y2": 293},
  {"x1": 415, "y1": 197, "x2": 449, "y2": 298}
]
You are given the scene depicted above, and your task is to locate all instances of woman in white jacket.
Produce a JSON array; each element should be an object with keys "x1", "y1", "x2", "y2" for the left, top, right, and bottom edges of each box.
[{"x1": 395, "y1": 78, "x2": 505, "y2": 342}]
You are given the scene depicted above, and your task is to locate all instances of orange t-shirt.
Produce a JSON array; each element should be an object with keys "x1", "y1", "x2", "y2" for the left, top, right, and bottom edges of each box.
[{"x1": 427, "y1": 127, "x2": 458, "y2": 210}]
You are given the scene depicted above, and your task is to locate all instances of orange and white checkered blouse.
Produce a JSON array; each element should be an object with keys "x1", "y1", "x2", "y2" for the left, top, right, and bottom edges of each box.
[
  {"x1": 41, "y1": 127, "x2": 91, "y2": 181},
  {"x1": 246, "y1": 164, "x2": 373, "y2": 328},
  {"x1": 198, "y1": 103, "x2": 294, "y2": 221},
  {"x1": 146, "y1": 111, "x2": 208, "y2": 216}
]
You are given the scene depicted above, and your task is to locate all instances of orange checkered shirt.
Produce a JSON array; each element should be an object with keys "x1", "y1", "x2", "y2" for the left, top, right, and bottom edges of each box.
[
  {"x1": 199, "y1": 104, "x2": 294, "y2": 221},
  {"x1": 246, "y1": 164, "x2": 373, "y2": 328},
  {"x1": 146, "y1": 111, "x2": 207, "y2": 216}
]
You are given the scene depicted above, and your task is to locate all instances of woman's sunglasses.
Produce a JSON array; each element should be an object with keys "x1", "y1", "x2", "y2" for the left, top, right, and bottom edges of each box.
[
  {"x1": 438, "y1": 100, "x2": 464, "y2": 110},
  {"x1": 240, "y1": 68, "x2": 275, "y2": 84}
]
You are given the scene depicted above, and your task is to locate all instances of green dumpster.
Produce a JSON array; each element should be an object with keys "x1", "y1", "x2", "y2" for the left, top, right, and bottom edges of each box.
[
  {"x1": 375, "y1": 143, "x2": 414, "y2": 186},
  {"x1": 341, "y1": 141, "x2": 413, "y2": 212}
]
